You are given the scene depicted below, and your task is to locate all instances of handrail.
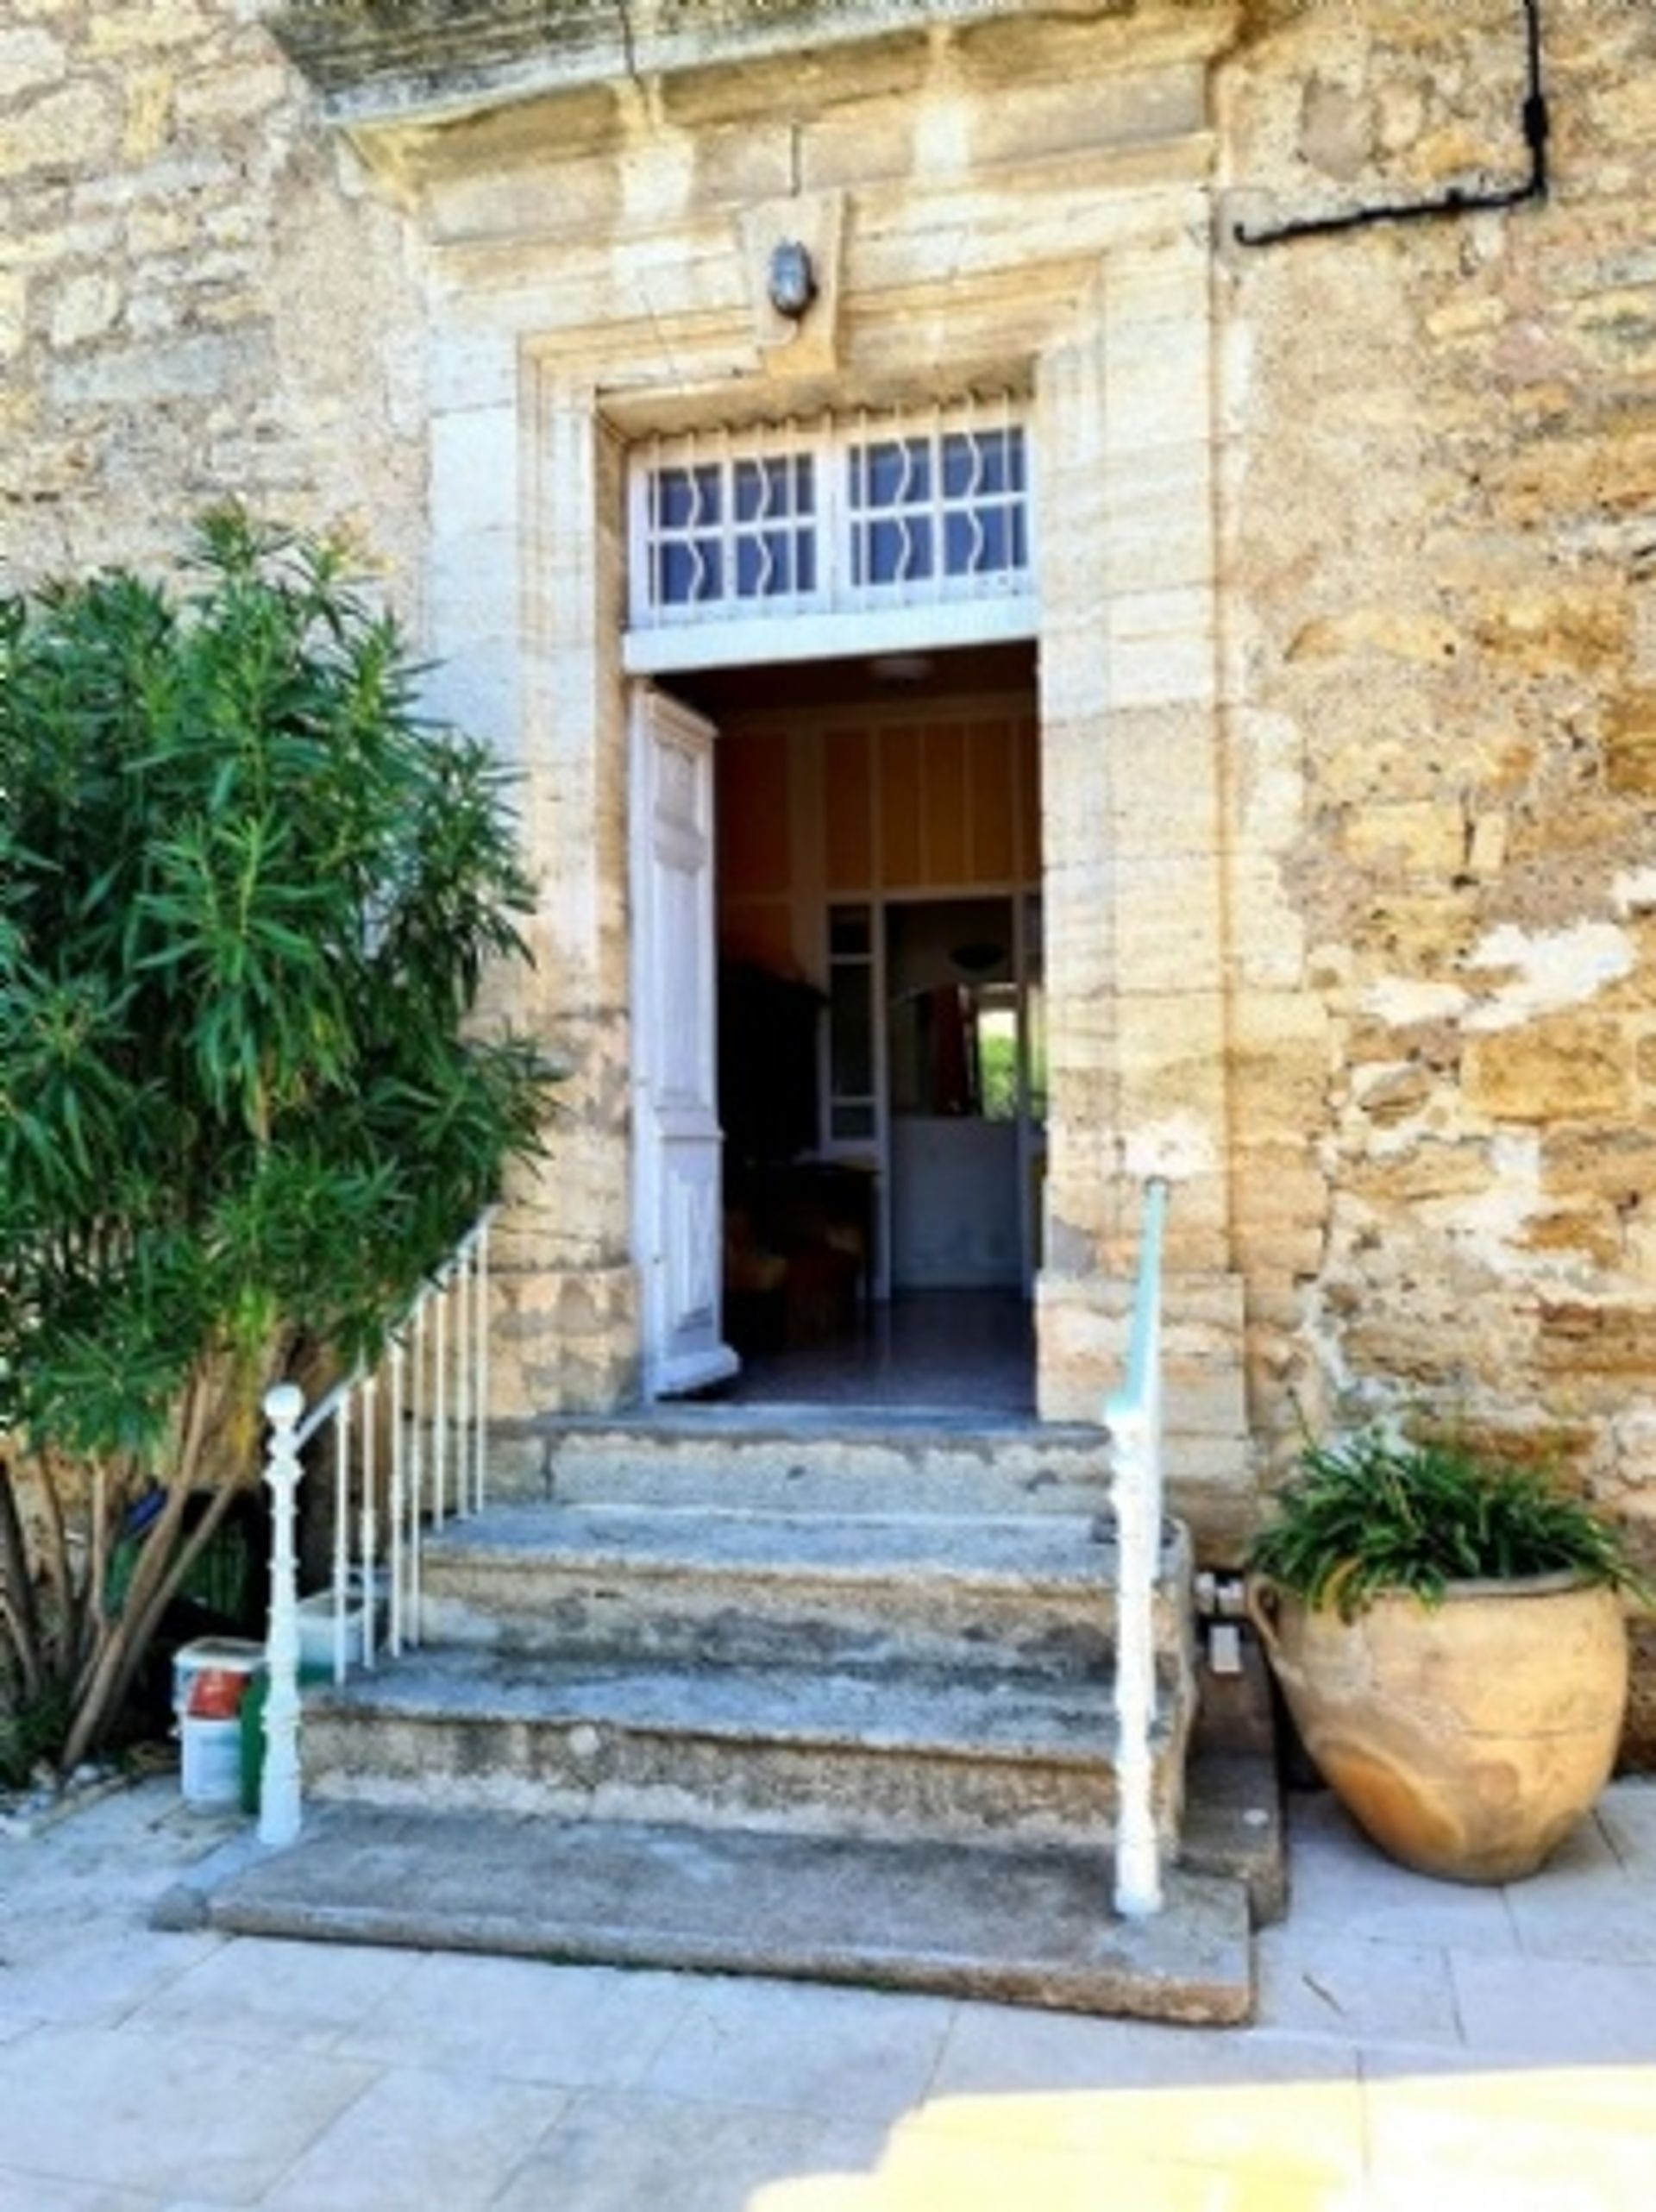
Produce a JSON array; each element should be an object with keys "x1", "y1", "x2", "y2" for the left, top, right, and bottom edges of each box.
[
  {"x1": 257, "y1": 1206, "x2": 496, "y2": 1847},
  {"x1": 290, "y1": 1211, "x2": 496, "y2": 1455},
  {"x1": 1105, "y1": 1175, "x2": 1170, "y2": 1917}
]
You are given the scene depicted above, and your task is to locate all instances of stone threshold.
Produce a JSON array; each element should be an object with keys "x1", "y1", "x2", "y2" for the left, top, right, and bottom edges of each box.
[{"x1": 511, "y1": 1405, "x2": 1108, "y2": 1442}]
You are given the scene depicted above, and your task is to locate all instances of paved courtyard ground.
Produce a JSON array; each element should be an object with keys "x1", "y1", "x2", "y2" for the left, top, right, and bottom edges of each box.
[{"x1": 1, "y1": 1775, "x2": 1653, "y2": 2211}]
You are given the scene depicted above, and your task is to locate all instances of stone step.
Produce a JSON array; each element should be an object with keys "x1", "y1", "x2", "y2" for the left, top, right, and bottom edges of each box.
[
  {"x1": 181, "y1": 1804, "x2": 1255, "y2": 2025},
  {"x1": 418, "y1": 1502, "x2": 1195, "y2": 1680},
  {"x1": 489, "y1": 1408, "x2": 1115, "y2": 1517},
  {"x1": 302, "y1": 1647, "x2": 1187, "y2": 1851},
  {"x1": 1179, "y1": 1748, "x2": 1286, "y2": 1929}
]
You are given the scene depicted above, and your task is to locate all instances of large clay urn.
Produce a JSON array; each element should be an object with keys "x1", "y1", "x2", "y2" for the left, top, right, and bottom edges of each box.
[{"x1": 1248, "y1": 1572, "x2": 1628, "y2": 1883}]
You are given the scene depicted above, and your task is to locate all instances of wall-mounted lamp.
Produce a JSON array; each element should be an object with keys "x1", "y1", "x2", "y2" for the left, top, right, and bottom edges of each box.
[{"x1": 767, "y1": 240, "x2": 817, "y2": 320}]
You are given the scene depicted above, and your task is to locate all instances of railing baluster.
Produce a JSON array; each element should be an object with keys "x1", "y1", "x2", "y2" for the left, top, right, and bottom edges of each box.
[
  {"x1": 454, "y1": 1251, "x2": 472, "y2": 1521},
  {"x1": 333, "y1": 1391, "x2": 352, "y2": 1687},
  {"x1": 410, "y1": 1300, "x2": 426, "y2": 1644},
  {"x1": 388, "y1": 1337, "x2": 406, "y2": 1656},
  {"x1": 360, "y1": 1374, "x2": 378, "y2": 1670},
  {"x1": 474, "y1": 1216, "x2": 491, "y2": 1517},
  {"x1": 433, "y1": 1278, "x2": 448, "y2": 1530}
]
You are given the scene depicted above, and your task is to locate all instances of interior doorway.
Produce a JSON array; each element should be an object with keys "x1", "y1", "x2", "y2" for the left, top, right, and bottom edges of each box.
[
  {"x1": 887, "y1": 894, "x2": 1029, "y2": 1294},
  {"x1": 662, "y1": 642, "x2": 1042, "y2": 1411}
]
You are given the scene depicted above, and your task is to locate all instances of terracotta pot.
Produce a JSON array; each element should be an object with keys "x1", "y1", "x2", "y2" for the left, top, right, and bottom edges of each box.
[{"x1": 1247, "y1": 1572, "x2": 1628, "y2": 1884}]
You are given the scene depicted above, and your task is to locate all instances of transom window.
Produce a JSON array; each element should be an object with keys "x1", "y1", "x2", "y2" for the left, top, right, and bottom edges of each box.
[
  {"x1": 649, "y1": 453, "x2": 818, "y2": 610},
  {"x1": 849, "y1": 424, "x2": 1026, "y2": 592},
  {"x1": 625, "y1": 400, "x2": 1034, "y2": 670}
]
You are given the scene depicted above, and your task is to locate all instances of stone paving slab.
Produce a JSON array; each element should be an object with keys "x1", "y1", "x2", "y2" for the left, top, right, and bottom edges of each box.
[
  {"x1": 176, "y1": 1807, "x2": 1255, "y2": 2025},
  {"x1": 1, "y1": 1775, "x2": 1653, "y2": 2212}
]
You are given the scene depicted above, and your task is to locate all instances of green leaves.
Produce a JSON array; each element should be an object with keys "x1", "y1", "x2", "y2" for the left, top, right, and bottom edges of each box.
[
  {"x1": 0, "y1": 507, "x2": 555, "y2": 1473},
  {"x1": 1248, "y1": 1432, "x2": 1649, "y2": 1619},
  {"x1": 0, "y1": 966, "x2": 146, "y2": 1212},
  {"x1": 135, "y1": 808, "x2": 352, "y2": 1134}
]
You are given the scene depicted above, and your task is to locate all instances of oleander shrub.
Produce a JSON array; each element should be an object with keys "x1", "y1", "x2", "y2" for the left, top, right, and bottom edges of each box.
[{"x1": 0, "y1": 510, "x2": 554, "y2": 1773}]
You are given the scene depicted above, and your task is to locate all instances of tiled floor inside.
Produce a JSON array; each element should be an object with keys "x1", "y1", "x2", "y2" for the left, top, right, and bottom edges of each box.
[
  {"x1": 726, "y1": 1290, "x2": 1035, "y2": 1413},
  {"x1": 3, "y1": 1775, "x2": 1654, "y2": 2209}
]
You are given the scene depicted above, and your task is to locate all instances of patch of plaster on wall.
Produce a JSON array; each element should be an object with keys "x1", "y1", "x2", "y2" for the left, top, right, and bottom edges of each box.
[
  {"x1": 1613, "y1": 868, "x2": 1656, "y2": 918},
  {"x1": 1462, "y1": 923, "x2": 1635, "y2": 1034},
  {"x1": 1121, "y1": 1117, "x2": 1218, "y2": 1182},
  {"x1": 1426, "y1": 1128, "x2": 1540, "y2": 1253},
  {"x1": 1358, "y1": 978, "x2": 1469, "y2": 1026}
]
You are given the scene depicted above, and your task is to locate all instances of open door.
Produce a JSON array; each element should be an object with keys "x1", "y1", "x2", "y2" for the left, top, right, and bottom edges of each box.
[{"x1": 630, "y1": 682, "x2": 739, "y2": 1398}]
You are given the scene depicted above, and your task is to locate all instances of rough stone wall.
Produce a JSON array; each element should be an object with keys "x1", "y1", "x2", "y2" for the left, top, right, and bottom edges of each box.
[
  {"x1": 0, "y1": 0, "x2": 426, "y2": 597},
  {"x1": 1215, "y1": 0, "x2": 1656, "y2": 1750}
]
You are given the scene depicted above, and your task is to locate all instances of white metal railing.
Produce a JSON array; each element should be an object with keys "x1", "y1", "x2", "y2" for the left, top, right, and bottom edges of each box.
[
  {"x1": 257, "y1": 1208, "x2": 495, "y2": 1846},
  {"x1": 1105, "y1": 1176, "x2": 1170, "y2": 1918}
]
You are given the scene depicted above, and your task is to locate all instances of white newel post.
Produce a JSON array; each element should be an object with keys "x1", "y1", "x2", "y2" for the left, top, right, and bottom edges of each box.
[
  {"x1": 1108, "y1": 1177, "x2": 1169, "y2": 1919},
  {"x1": 260, "y1": 1381, "x2": 306, "y2": 1848},
  {"x1": 474, "y1": 1217, "x2": 491, "y2": 1515},
  {"x1": 1109, "y1": 1400, "x2": 1162, "y2": 1916}
]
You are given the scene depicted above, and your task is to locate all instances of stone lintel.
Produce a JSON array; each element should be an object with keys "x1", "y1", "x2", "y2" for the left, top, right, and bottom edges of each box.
[{"x1": 266, "y1": 1, "x2": 1237, "y2": 134}]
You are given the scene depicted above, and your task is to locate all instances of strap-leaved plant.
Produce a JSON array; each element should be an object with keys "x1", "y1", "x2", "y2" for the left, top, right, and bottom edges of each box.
[{"x1": 1249, "y1": 1432, "x2": 1646, "y2": 1622}]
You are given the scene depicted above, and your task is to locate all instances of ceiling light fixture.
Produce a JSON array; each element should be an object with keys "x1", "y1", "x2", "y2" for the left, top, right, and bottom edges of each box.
[{"x1": 868, "y1": 653, "x2": 933, "y2": 686}]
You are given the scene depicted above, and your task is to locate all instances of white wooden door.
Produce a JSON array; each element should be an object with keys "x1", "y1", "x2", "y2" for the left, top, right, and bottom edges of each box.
[{"x1": 630, "y1": 684, "x2": 738, "y2": 1398}]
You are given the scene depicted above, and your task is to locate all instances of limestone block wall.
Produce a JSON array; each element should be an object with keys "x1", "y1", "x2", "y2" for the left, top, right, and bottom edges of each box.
[
  {"x1": 0, "y1": 0, "x2": 425, "y2": 595},
  {"x1": 1214, "y1": 0, "x2": 1656, "y2": 1746}
]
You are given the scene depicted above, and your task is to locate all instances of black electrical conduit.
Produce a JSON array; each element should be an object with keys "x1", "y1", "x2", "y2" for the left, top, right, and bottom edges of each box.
[{"x1": 1233, "y1": 0, "x2": 1548, "y2": 248}]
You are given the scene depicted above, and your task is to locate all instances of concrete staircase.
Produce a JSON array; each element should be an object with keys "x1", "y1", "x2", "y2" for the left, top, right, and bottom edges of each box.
[{"x1": 197, "y1": 1412, "x2": 1279, "y2": 2022}]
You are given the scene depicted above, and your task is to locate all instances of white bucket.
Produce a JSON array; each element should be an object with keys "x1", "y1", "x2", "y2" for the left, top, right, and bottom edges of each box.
[
  {"x1": 296, "y1": 1589, "x2": 369, "y2": 1674},
  {"x1": 173, "y1": 1637, "x2": 266, "y2": 1807},
  {"x1": 179, "y1": 1716, "x2": 243, "y2": 1806}
]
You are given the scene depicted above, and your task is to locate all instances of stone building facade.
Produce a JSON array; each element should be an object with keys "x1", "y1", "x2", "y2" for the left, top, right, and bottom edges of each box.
[{"x1": 4, "y1": 0, "x2": 1654, "y2": 1742}]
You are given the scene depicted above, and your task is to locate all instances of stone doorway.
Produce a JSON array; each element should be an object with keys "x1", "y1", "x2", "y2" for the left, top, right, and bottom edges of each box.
[{"x1": 477, "y1": 183, "x2": 1251, "y2": 1545}]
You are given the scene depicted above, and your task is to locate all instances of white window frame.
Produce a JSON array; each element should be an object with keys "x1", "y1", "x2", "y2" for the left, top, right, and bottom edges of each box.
[{"x1": 624, "y1": 398, "x2": 1038, "y2": 675}]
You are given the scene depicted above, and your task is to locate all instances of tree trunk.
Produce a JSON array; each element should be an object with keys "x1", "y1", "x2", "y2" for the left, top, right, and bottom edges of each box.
[
  {"x1": 55, "y1": 1373, "x2": 217, "y2": 1775},
  {"x1": 0, "y1": 1461, "x2": 44, "y2": 1700}
]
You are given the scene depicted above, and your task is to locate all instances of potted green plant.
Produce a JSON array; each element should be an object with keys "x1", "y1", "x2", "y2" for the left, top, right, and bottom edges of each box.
[{"x1": 1246, "y1": 1431, "x2": 1648, "y2": 1884}]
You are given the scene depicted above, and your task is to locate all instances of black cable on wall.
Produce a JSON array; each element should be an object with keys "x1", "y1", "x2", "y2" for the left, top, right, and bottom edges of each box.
[{"x1": 1233, "y1": 0, "x2": 1548, "y2": 249}]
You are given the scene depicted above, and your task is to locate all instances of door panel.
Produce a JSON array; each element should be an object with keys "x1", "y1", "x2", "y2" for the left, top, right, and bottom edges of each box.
[{"x1": 630, "y1": 684, "x2": 738, "y2": 1397}]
